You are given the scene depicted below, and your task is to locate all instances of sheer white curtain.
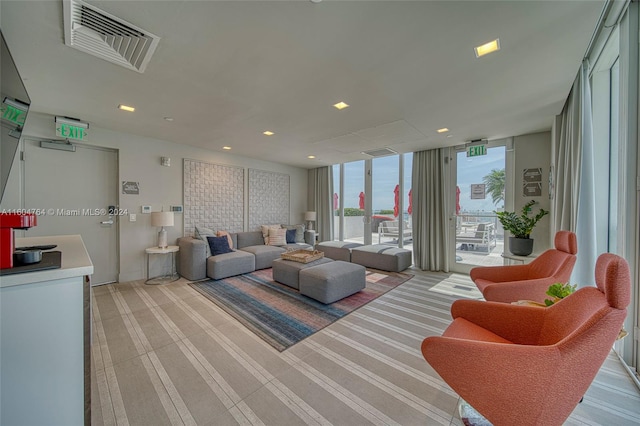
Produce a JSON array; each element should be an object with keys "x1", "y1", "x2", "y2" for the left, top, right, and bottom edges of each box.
[
  {"x1": 551, "y1": 61, "x2": 597, "y2": 287},
  {"x1": 307, "y1": 167, "x2": 333, "y2": 242},
  {"x1": 412, "y1": 148, "x2": 450, "y2": 271}
]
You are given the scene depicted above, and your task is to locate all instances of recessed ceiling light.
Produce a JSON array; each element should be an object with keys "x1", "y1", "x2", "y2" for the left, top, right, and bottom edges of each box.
[
  {"x1": 163, "y1": 117, "x2": 174, "y2": 122},
  {"x1": 307, "y1": 155, "x2": 316, "y2": 159},
  {"x1": 118, "y1": 104, "x2": 135, "y2": 112},
  {"x1": 333, "y1": 101, "x2": 349, "y2": 110},
  {"x1": 437, "y1": 128, "x2": 449, "y2": 133},
  {"x1": 474, "y1": 38, "x2": 500, "y2": 58},
  {"x1": 223, "y1": 146, "x2": 231, "y2": 150},
  {"x1": 447, "y1": 135, "x2": 453, "y2": 138},
  {"x1": 263, "y1": 130, "x2": 275, "y2": 136}
]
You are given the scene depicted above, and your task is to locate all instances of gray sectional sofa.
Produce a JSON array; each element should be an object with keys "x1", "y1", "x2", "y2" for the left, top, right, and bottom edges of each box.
[{"x1": 177, "y1": 230, "x2": 314, "y2": 281}]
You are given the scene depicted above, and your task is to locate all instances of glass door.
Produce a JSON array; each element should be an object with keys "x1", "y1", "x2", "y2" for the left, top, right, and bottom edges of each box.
[
  {"x1": 337, "y1": 161, "x2": 366, "y2": 245},
  {"x1": 450, "y1": 143, "x2": 506, "y2": 274},
  {"x1": 333, "y1": 153, "x2": 414, "y2": 256}
]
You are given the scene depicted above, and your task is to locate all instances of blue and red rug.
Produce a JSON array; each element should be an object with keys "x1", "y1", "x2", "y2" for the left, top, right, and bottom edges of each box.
[{"x1": 189, "y1": 267, "x2": 412, "y2": 351}]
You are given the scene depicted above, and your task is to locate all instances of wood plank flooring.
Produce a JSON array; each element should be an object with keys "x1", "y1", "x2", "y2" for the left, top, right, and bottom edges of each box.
[{"x1": 91, "y1": 268, "x2": 640, "y2": 425}]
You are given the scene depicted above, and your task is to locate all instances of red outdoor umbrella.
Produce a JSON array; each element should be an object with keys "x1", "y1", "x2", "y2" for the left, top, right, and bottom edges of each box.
[
  {"x1": 393, "y1": 184, "x2": 400, "y2": 217},
  {"x1": 456, "y1": 185, "x2": 461, "y2": 215},
  {"x1": 358, "y1": 192, "x2": 365, "y2": 210},
  {"x1": 333, "y1": 193, "x2": 339, "y2": 210},
  {"x1": 408, "y1": 189, "x2": 413, "y2": 215}
]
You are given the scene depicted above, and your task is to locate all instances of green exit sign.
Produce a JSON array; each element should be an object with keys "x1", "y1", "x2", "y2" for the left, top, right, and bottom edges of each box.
[
  {"x1": 56, "y1": 123, "x2": 88, "y2": 141},
  {"x1": 466, "y1": 145, "x2": 487, "y2": 157},
  {"x1": 1, "y1": 104, "x2": 26, "y2": 126}
]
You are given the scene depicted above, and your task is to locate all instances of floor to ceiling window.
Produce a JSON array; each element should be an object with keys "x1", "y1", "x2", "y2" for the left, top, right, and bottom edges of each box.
[
  {"x1": 587, "y1": 1, "x2": 638, "y2": 378},
  {"x1": 332, "y1": 153, "x2": 413, "y2": 252}
]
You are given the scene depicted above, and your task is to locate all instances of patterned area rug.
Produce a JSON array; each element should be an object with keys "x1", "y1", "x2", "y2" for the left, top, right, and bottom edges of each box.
[{"x1": 189, "y1": 267, "x2": 413, "y2": 351}]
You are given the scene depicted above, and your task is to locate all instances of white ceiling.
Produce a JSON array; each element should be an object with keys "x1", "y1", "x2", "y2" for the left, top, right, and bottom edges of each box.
[{"x1": 1, "y1": 0, "x2": 604, "y2": 169}]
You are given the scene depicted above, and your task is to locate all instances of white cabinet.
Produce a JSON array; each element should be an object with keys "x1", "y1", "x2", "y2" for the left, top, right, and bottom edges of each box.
[{"x1": 0, "y1": 235, "x2": 93, "y2": 425}]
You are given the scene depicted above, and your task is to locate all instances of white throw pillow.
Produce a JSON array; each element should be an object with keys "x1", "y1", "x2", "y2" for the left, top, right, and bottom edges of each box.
[
  {"x1": 268, "y1": 228, "x2": 287, "y2": 246},
  {"x1": 281, "y1": 224, "x2": 305, "y2": 243},
  {"x1": 261, "y1": 224, "x2": 281, "y2": 244},
  {"x1": 195, "y1": 225, "x2": 215, "y2": 257}
]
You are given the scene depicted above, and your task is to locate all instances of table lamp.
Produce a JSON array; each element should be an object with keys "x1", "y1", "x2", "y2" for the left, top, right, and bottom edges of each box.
[
  {"x1": 304, "y1": 211, "x2": 316, "y2": 231},
  {"x1": 151, "y1": 211, "x2": 174, "y2": 248}
]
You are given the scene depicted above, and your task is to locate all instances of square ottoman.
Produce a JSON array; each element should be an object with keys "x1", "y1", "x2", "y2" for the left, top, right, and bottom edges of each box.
[
  {"x1": 351, "y1": 245, "x2": 412, "y2": 272},
  {"x1": 315, "y1": 241, "x2": 364, "y2": 262},
  {"x1": 272, "y1": 257, "x2": 333, "y2": 289},
  {"x1": 299, "y1": 260, "x2": 366, "y2": 304}
]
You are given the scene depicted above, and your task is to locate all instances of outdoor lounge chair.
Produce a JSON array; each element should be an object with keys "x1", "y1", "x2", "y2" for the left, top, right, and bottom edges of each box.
[{"x1": 377, "y1": 220, "x2": 412, "y2": 244}]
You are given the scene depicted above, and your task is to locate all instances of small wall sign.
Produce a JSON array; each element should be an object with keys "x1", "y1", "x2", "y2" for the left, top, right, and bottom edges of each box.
[
  {"x1": 122, "y1": 181, "x2": 139, "y2": 195},
  {"x1": 470, "y1": 183, "x2": 486, "y2": 199},
  {"x1": 523, "y1": 168, "x2": 542, "y2": 197}
]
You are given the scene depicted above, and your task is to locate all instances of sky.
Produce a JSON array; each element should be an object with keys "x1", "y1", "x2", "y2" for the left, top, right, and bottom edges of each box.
[{"x1": 332, "y1": 146, "x2": 505, "y2": 215}]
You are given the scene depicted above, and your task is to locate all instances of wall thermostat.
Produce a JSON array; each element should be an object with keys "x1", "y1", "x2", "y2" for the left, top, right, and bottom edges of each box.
[{"x1": 141, "y1": 205, "x2": 152, "y2": 213}]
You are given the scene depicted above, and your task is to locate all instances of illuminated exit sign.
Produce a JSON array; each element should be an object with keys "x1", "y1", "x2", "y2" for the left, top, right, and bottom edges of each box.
[
  {"x1": 55, "y1": 116, "x2": 89, "y2": 141},
  {"x1": 466, "y1": 145, "x2": 487, "y2": 157},
  {"x1": 1, "y1": 98, "x2": 28, "y2": 126}
]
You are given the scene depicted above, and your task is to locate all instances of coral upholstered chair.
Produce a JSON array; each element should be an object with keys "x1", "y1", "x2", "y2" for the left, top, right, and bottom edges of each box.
[
  {"x1": 422, "y1": 253, "x2": 630, "y2": 426},
  {"x1": 470, "y1": 230, "x2": 578, "y2": 303}
]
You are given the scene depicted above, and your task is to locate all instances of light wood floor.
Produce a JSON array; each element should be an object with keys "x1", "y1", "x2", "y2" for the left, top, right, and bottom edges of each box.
[{"x1": 91, "y1": 268, "x2": 640, "y2": 425}]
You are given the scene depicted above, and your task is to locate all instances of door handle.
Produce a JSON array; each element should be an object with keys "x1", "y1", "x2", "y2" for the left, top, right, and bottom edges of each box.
[{"x1": 100, "y1": 220, "x2": 114, "y2": 225}]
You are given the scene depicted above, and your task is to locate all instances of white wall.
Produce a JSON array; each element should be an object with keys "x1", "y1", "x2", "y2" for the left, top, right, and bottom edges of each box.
[
  {"x1": 513, "y1": 131, "x2": 552, "y2": 253},
  {"x1": 3, "y1": 112, "x2": 308, "y2": 282}
]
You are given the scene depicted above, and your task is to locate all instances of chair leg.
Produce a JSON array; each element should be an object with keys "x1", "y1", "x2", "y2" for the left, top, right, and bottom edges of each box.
[{"x1": 458, "y1": 398, "x2": 492, "y2": 426}]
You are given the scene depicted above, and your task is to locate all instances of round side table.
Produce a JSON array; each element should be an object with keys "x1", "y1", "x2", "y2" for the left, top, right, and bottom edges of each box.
[
  {"x1": 501, "y1": 252, "x2": 537, "y2": 265},
  {"x1": 145, "y1": 245, "x2": 180, "y2": 285}
]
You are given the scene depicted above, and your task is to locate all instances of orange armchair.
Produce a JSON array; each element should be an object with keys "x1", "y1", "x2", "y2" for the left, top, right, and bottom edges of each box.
[
  {"x1": 470, "y1": 230, "x2": 578, "y2": 303},
  {"x1": 422, "y1": 253, "x2": 630, "y2": 426}
]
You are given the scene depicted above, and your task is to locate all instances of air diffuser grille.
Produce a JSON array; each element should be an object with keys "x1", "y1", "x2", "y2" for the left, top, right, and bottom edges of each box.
[
  {"x1": 63, "y1": 0, "x2": 160, "y2": 73},
  {"x1": 362, "y1": 147, "x2": 398, "y2": 157}
]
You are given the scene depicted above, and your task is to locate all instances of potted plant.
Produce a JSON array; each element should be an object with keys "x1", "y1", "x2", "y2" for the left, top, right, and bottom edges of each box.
[
  {"x1": 495, "y1": 200, "x2": 549, "y2": 256},
  {"x1": 544, "y1": 282, "x2": 577, "y2": 306}
]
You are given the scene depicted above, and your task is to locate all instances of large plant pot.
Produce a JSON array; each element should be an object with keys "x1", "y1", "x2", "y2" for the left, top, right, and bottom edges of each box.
[{"x1": 509, "y1": 237, "x2": 534, "y2": 256}]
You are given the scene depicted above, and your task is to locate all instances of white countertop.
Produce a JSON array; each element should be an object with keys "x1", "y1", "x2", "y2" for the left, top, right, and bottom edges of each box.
[{"x1": 0, "y1": 235, "x2": 94, "y2": 288}]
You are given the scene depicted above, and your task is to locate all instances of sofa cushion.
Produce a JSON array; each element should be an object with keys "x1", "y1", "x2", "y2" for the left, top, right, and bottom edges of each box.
[
  {"x1": 260, "y1": 224, "x2": 281, "y2": 244},
  {"x1": 236, "y1": 231, "x2": 265, "y2": 249},
  {"x1": 216, "y1": 230, "x2": 234, "y2": 249},
  {"x1": 286, "y1": 229, "x2": 297, "y2": 244},
  {"x1": 207, "y1": 236, "x2": 233, "y2": 256},
  {"x1": 268, "y1": 228, "x2": 287, "y2": 246},
  {"x1": 207, "y1": 250, "x2": 255, "y2": 280},
  {"x1": 240, "y1": 245, "x2": 285, "y2": 270},
  {"x1": 281, "y1": 224, "x2": 305, "y2": 243},
  {"x1": 195, "y1": 225, "x2": 216, "y2": 257}
]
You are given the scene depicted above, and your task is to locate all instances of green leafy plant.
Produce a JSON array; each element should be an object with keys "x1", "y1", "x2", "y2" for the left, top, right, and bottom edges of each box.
[
  {"x1": 483, "y1": 168, "x2": 505, "y2": 206},
  {"x1": 544, "y1": 282, "x2": 577, "y2": 306},
  {"x1": 495, "y1": 200, "x2": 549, "y2": 239},
  {"x1": 343, "y1": 207, "x2": 365, "y2": 216}
]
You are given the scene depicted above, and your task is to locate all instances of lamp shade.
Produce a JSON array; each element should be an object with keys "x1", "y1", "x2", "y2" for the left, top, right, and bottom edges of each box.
[
  {"x1": 151, "y1": 211, "x2": 174, "y2": 227},
  {"x1": 304, "y1": 211, "x2": 316, "y2": 221}
]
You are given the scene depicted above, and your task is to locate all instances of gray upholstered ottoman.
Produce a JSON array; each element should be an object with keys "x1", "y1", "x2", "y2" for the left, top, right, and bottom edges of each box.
[
  {"x1": 299, "y1": 260, "x2": 366, "y2": 304},
  {"x1": 272, "y1": 257, "x2": 333, "y2": 290},
  {"x1": 351, "y1": 245, "x2": 412, "y2": 272},
  {"x1": 315, "y1": 241, "x2": 364, "y2": 262}
]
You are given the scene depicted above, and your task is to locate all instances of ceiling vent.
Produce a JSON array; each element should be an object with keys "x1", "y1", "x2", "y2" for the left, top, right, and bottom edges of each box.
[
  {"x1": 362, "y1": 147, "x2": 398, "y2": 158},
  {"x1": 63, "y1": 0, "x2": 160, "y2": 73}
]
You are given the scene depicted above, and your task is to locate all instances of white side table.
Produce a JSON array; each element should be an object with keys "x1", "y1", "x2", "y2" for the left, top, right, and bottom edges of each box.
[
  {"x1": 145, "y1": 245, "x2": 180, "y2": 285},
  {"x1": 501, "y1": 252, "x2": 538, "y2": 265}
]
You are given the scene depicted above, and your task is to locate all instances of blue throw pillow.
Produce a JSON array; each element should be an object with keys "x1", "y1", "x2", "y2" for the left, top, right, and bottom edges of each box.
[
  {"x1": 207, "y1": 236, "x2": 233, "y2": 256},
  {"x1": 286, "y1": 228, "x2": 296, "y2": 244}
]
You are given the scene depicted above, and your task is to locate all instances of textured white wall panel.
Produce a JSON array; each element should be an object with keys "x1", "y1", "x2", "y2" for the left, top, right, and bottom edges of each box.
[
  {"x1": 248, "y1": 169, "x2": 290, "y2": 230},
  {"x1": 183, "y1": 159, "x2": 244, "y2": 236}
]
